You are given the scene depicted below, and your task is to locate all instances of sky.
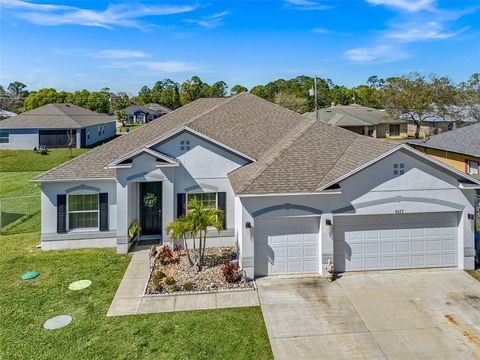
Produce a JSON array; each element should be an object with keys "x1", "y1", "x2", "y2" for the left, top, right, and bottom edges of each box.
[{"x1": 0, "y1": 0, "x2": 479, "y2": 95}]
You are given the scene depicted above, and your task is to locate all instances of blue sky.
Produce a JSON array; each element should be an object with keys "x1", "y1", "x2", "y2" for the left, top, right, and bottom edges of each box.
[{"x1": 0, "y1": 0, "x2": 479, "y2": 95}]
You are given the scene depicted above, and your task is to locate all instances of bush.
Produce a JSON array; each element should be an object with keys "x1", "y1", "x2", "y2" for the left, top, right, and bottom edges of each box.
[
  {"x1": 170, "y1": 284, "x2": 182, "y2": 292},
  {"x1": 155, "y1": 245, "x2": 177, "y2": 265},
  {"x1": 221, "y1": 260, "x2": 241, "y2": 283},
  {"x1": 183, "y1": 282, "x2": 194, "y2": 291},
  {"x1": 152, "y1": 271, "x2": 166, "y2": 291},
  {"x1": 164, "y1": 276, "x2": 176, "y2": 286}
]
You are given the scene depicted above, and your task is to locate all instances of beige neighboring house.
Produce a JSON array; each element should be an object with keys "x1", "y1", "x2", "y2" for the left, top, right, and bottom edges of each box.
[{"x1": 305, "y1": 104, "x2": 409, "y2": 138}]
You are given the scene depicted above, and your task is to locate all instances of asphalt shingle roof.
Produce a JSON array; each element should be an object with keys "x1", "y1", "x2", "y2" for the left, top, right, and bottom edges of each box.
[
  {"x1": 35, "y1": 93, "x2": 397, "y2": 194},
  {"x1": 0, "y1": 103, "x2": 115, "y2": 129},
  {"x1": 305, "y1": 104, "x2": 406, "y2": 127},
  {"x1": 408, "y1": 122, "x2": 480, "y2": 158}
]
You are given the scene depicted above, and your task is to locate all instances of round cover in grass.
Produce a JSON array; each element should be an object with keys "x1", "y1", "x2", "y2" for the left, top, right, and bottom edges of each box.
[
  {"x1": 21, "y1": 271, "x2": 39, "y2": 280},
  {"x1": 43, "y1": 315, "x2": 72, "y2": 330},
  {"x1": 68, "y1": 279, "x2": 92, "y2": 291}
]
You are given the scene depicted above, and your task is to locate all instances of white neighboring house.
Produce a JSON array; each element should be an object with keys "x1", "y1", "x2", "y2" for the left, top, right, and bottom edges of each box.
[
  {"x1": 0, "y1": 109, "x2": 16, "y2": 120},
  {"x1": 33, "y1": 93, "x2": 479, "y2": 278},
  {"x1": 0, "y1": 103, "x2": 116, "y2": 149}
]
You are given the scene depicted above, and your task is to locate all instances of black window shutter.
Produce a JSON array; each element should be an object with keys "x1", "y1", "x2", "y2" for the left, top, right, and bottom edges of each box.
[
  {"x1": 57, "y1": 194, "x2": 67, "y2": 233},
  {"x1": 99, "y1": 193, "x2": 109, "y2": 231},
  {"x1": 217, "y1": 192, "x2": 226, "y2": 229},
  {"x1": 177, "y1": 193, "x2": 186, "y2": 218}
]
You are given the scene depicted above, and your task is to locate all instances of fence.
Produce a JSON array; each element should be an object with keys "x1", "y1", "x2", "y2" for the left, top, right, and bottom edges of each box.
[{"x1": 0, "y1": 195, "x2": 40, "y2": 234}]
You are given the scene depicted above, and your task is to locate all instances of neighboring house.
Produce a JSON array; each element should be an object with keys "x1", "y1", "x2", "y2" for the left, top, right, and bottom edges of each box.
[
  {"x1": 144, "y1": 103, "x2": 171, "y2": 116},
  {"x1": 33, "y1": 93, "x2": 479, "y2": 278},
  {"x1": 408, "y1": 122, "x2": 480, "y2": 178},
  {"x1": 124, "y1": 105, "x2": 165, "y2": 124},
  {"x1": 0, "y1": 103, "x2": 116, "y2": 150},
  {"x1": 305, "y1": 103, "x2": 409, "y2": 138},
  {"x1": 0, "y1": 109, "x2": 16, "y2": 120}
]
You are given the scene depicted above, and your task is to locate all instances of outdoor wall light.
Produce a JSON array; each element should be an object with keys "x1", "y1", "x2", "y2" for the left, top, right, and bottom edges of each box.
[
  {"x1": 245, "y1": 222, "x2": 252, "y2": 228},
  {"x1": 468, "y1": 213, "x2": 475, "y2": 220},
  {"x1": 325, "y1": 219, "x2": 332, "y2": 226}
]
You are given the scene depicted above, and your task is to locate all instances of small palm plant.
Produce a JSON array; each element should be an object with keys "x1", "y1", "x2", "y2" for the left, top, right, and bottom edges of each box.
[{"x1": 165, "y1": 199, "x2": 224, "y2": 272}]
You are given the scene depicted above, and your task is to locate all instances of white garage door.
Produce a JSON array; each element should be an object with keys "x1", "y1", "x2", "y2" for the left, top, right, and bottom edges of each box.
[
  {"x1": 334, "y1": 213, "x2": 458, "y2": 272},
  {"x1": 254, "y1": 217, "x2": 320, "y2": 276}
]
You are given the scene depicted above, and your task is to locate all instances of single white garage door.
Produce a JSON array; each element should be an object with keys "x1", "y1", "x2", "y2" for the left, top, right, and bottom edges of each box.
[
  {"x1": 254, "y1": 217, "x2": 320, "y2": 276},
  {"x1": 334, "y1": 212, "x2": 458, "y2": 272}
]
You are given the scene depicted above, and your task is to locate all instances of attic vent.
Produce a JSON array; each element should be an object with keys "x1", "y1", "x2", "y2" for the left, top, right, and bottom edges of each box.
[{"x1": 366, "y1": 109, "x2": 373, "y2": 111}]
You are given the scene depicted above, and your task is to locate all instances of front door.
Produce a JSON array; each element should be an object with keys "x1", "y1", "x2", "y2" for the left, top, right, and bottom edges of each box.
[{"x1": 140, "y1": 182, "x2": 162, "y2": 236}]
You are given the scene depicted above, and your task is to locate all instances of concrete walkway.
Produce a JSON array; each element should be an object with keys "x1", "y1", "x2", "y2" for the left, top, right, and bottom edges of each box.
[
  {"x1": 107, "y1": 249, "x2": 259, "y2": 316},
  {"x1": 257, "y1": 269, "x2": 480, "y2": 360}
]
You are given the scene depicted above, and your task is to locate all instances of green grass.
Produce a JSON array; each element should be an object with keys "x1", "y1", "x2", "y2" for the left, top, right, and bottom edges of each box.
[
  {"x1": 0, "y1": 148, "x2": 89, "y2": 173},
  {"x1": 118, "y1": 124, "x2": 143, "y2": 133},
  {"x1": 467, "y1": 270, "x2": 480, "y2": 282},
  {"x1": 0, "y1": 232, "x2": 272, "y2": 360}
]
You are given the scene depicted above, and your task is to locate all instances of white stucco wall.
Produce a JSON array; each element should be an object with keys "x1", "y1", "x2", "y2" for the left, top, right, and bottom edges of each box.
[
  {"x1": 236, "y1": 148, "x2": 477, "y2": 277},
  {"x1": 0, "y1": 129, "x2": 39, "y2": 150},
  {"x1": 40, "y1": 180, "x2": 117, "y2": 250}
]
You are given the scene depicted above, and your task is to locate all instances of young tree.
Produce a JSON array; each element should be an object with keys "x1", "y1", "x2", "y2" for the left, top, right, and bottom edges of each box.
[
  {"x1": 231, "y1": 85, "x2": 248, "y2": 95},
  {"x1": 115, "y1": 109, "x2": 128, "y2": 127},
  {"x1": 165, "y1": 199, "x2": 223, "y2": 272},
  {"x1": 458, "y1": 73, "x2": 480, "y2": 123},
  {"x1": 382, "y1": 73, "x2": 458, "y2": 138}
]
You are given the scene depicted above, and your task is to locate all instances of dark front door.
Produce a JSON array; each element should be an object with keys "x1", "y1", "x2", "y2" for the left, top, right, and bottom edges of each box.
[{"x1": 140, "y1": 182, "x2": 162, "y2": 236}]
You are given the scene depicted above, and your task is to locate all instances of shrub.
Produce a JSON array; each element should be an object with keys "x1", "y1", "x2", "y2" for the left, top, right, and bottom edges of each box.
[
  {"x1": 173, "y1": 244, "x2": 183, "y2": 252},
  {"x1": 170, "y1": 284, "x2": 182, "y2": 292},
  {"x1": 155, "y1": 245, "x2": 176, "y2": 265},
  {"x1": 164, "y1": 276, "x2": 176, "y2": 286},
  {"x1": 222, "y1": 260, "x2": 241, "y2": 283},
  {"x1": 152, "y1": 271, "x2": 166, "y2": 291},
  {"x1": 183, "y1": 282, "x2": 194, "y2": 291}
]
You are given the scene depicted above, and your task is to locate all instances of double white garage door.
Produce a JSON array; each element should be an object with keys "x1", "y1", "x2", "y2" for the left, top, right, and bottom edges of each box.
[{"x1": 254, "y1": 212, "x2": 458, "y2": 276}]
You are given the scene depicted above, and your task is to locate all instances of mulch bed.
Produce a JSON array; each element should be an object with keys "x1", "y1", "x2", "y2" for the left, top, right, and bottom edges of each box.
[{"x1": 145, "y1": 246, "x2": 255, "y2": 295}]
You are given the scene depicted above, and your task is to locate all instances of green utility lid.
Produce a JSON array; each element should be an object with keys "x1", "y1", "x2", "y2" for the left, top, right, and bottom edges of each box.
[
  {"x1": 68, "y1": 280, "x2": 92, "y2": 291},
  {"x1": 21, "y1": 271, "x2": 39, "y2": 280}
]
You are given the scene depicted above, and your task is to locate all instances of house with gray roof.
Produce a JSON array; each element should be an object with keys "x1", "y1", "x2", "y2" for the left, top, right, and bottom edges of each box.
[
  {"x1": 123, "y1": 104, "x2": 170, "y2": 124},
  {"x1": 305, "y1": 103, "x2": 409, "y2": 138},
  {"x1": 33, "y1": 93, "x2": 479, "y2": 278},
  {"x1": 0, "y1": 109, "x2": 16, "y2": 120},
  {"x1": 408, "y1": 122, "x2": 480, "y2": 178},
  {"x1": 0, "y1": 103, "x2": 116, "y2": 150}
]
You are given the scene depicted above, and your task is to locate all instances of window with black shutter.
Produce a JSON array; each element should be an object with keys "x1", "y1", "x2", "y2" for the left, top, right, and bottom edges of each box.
[
  {"x1": 57, "y1": 194, "x2": 67, "y2": 233},
  {"x1": 99, "y1": 193, "x2": 109, "y2": 231}
]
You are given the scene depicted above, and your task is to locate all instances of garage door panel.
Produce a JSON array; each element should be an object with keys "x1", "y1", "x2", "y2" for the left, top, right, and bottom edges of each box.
[
  {"x1": 334, "y1": 213, "x2": 458, "y2": 272},
  {"x1": 254, "y1": 217, "x2": 320, "y2": 276}
]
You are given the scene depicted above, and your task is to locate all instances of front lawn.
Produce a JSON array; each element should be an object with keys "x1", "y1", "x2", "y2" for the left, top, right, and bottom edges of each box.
[
  {"x1": 0, "y1": 232, "x2": 272, "y2": 360},
  {"x1": 467, "y1": 270, "x2": 480, "y2": 282}
]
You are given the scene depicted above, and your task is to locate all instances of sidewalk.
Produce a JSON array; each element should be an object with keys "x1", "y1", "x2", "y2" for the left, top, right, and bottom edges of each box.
[{"x1": 107, "y1": 249, "x2": 259, "y2": 317}]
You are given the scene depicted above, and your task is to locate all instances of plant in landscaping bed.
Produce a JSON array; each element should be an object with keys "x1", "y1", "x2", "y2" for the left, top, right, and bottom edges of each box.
[
  {"x1": 128, "y1": 220, "x2": 141, "y2": 242},
  {"x1": 153, "y1": 245, "x2": 178, "y2": 265},
  {"x1": 165, "y1": 199, "x2": 224, "y2": 272},
  {"x1": 221, "y1": 260, "x2": 242, "y2": 283},
  {"x1": 183, "y1": 282, "x2": 194, "y2": 291},
  {"x1": 164, "y1": 276, "x2": 176, "y2": 286},
  {"x1": 170, "y1": 284, "x2": 182, "y2": 292},
  {"x1": 151, "y1": 271, "x2": 166, "y2": 291}
]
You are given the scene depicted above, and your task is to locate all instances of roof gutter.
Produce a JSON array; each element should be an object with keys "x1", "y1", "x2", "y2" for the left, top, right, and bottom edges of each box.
[
  {"x1": 30, "y1": 177, "x2": 116, "y2": 183},
  {"x1": 237, "y1": 190, "x2": 342, "y2": 197}
]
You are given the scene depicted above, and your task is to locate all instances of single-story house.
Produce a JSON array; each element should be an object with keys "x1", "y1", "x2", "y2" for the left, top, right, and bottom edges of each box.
[
  {"x1": 124, "y1": 104, "x2": 169, "y2": 124},
  {"x1": 144, "y1": 103, "x2": 172, "y2": 115},
  {"x1": 0, "y1": 109, "x2": 16, "y2": 120},
  {"x1": 408, "y1": 122, "x2": 480, "y2": 178},
  {"x1": 305, "y1": 103, "x2": 409, "y2": 138},
  {"x1": 33, "y1": 93, "x2": 479, "y2": 278},
  {"x1": 0, "y1": 103, "x2": 116, "y2": 150}
]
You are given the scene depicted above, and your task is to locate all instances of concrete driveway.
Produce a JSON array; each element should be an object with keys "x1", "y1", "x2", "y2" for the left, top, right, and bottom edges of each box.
[{"x1": 256, "y1": 269, "x2": 480, "y2": 360}]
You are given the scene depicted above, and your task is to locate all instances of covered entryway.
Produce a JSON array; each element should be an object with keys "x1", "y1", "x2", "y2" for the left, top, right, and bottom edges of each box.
[
  {"x1": 333, "y1": 212, "x2": 458, "y2": 272},
  {"x1": 140, "y1": 182, "x2": 163, "y2": 237},
  {"x1": 254, "y1": 217, "x2": 320, "y2": 276}
]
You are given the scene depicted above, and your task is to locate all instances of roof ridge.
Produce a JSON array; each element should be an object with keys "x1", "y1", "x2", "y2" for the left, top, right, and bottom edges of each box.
[{"x1": 232, "y1": 116, "x2": 318, "y2": 193}]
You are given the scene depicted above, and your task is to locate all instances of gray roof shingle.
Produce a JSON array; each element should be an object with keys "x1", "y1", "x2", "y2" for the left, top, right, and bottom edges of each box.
[
  {"x1": 35, "y1": 93, "x2": 397, "y2": 194},
  {"x1": 0, "y1": 103, "x2": 115, "y2": 129},
  {"x1": 305, "y1": 104, "x2": 406, "y2": 127},
  {"x1": 408, "y1": 122, "x2": 480, "y2": 158}
]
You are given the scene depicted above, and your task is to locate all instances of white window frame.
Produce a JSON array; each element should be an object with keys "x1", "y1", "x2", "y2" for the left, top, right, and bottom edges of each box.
[
  {"x1": 186, "y1": 192, "x2": 218, "y2": 210},
  {"x1": 67, "y1": 194, "x2": 100, "y2": 232},
  {"x1": 467, "y1": 160, "x2": 479, "y2": 175},
  {"x1": 0, "y1": 131, "x2": 9, "y2": 144}
]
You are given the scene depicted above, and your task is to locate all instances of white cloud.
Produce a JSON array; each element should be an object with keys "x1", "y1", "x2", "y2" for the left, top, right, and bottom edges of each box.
[
  {"x1": 312, "y1": 27, "x2": 330, "y2": 34},
  {"x1": 385, "y1": 21, "x2": 468, "y2": 42},
  {"x1": 92, "y1": 49, "x2": 148, "y2": 59},
  {"x1": 102, "y1": 60, "x2": 199, "y2": 73},
  {"x1": 184, "y1": 11, "x2": 230, "y2": 28},
  {"x1": 285, "y1": 0, "x2": 331, "y2": 11},
  {"x1": 366, "y1": 0, "x2": 434, "y2": 12},
  {"x1": 1, "y1": 0, "x2": 198, "y2": 28},
  {"x1": 345, "y1": 45, "x2": 409, "y2": 63}
]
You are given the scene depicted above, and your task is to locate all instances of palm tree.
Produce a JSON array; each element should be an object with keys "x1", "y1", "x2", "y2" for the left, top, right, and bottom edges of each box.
[{"x1": 165, "y1": 199, "x2": 224, "y2": 271}]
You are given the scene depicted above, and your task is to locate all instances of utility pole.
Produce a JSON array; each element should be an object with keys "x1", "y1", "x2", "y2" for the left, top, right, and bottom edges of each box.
[{"x1": 309, "y1": 76, "x2": 318, "y2": 120}]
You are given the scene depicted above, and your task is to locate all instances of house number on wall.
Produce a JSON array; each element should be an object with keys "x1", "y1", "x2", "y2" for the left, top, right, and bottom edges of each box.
[{"x1": 395, "y1": 209, "x2": 404, "y2": 214}]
